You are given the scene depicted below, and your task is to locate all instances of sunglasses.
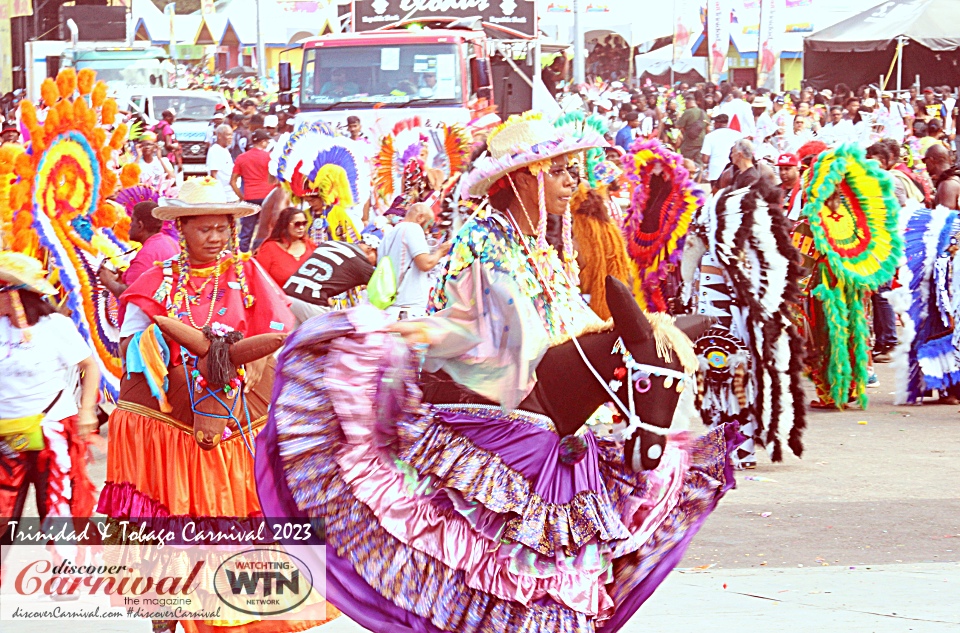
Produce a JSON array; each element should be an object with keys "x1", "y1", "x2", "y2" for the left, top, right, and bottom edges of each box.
[
  {"x1": 291, "y1": 221, "x2": 308, "y2": 228},
  {"x1": 548, "y1": 165, "x2": 582, "y2": 181}
]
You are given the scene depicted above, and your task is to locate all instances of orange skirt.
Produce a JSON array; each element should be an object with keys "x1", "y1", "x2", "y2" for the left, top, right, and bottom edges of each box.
[{"x1": 98, "y1": 405, "x2": 340, "y2": 631}]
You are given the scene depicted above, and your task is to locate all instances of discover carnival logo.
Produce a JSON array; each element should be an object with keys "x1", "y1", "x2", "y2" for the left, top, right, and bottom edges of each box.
[{"x1": 358, "y1": 0, "x2": 532, "y2": 32}]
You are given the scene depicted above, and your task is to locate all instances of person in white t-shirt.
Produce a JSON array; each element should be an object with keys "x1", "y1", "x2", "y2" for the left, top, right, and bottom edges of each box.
[
  {"x1": 0, "y1": 252, "x2": 99, "y2": 537},
  {"x1": 206, "y1": 124, "x2": 239, "y2": 202},
  {"x1": 377, "y1": 203, "x2": 451, "y2": 320},
  {"x1": 700, "y1": 114, "x2": 742, "y2": 189}
]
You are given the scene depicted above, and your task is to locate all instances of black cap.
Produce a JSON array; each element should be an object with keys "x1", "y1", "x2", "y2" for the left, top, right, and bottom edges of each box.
[{"x1": 251, "y1": 128, "x2": 271, "y2": 144}]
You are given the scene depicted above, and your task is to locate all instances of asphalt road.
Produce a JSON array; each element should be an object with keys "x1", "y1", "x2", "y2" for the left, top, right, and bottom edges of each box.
[{"x1": 3, "y1": 360, "x2": 959, "y2": 632}]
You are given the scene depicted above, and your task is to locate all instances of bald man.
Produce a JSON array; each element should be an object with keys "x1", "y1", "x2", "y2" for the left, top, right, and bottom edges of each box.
[{"x1": 924, "y1": 143, "x2": 960, "y2": 210}]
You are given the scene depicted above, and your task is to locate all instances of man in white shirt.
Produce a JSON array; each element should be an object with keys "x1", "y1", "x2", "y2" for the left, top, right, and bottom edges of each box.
[
  {"x1": 377, "y1": 203, "x2": 451, "y2": 320},
  {"x1": 717, "y1": 89, "x2": 756, "y2": 139},
  {"x1": 206, "y1": 124, "x2": 239, "y2": 202},
  {"x1": 700, "y1": 114, "x2": 742, "y2": 190},
  {"x1": 750, "y1": 95, "x2": 778, "y2": 143}
]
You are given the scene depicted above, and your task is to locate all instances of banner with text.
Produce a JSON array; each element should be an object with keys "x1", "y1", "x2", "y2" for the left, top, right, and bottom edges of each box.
[
  {"x1": 757, "y1": 0, "x2": 783, "y2": 91},
  {"x1": 672, "y1": 0, "x2": 701, "y2": 63},
  {"x1": 707, "y1": 0, "x2": 732, "y2": 83}
]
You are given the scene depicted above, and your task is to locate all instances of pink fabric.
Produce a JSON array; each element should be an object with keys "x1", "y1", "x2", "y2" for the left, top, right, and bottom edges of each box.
[
  {"x1": 123, "y1": 233, "x2": 180, "y2": 286},
  {"x1": 320, "y1": 329, "x2": 692, "y2": 621}
]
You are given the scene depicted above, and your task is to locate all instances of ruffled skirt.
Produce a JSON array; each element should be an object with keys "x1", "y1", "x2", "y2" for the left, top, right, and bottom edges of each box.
[{"x1": 256, "y1": 309, "x2": 737, "y2": 633}]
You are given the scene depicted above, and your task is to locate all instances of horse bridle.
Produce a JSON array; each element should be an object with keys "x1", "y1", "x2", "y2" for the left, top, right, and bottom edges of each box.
[{"x1": 571, "y1": 334, "x2": 693, "y2": 468}]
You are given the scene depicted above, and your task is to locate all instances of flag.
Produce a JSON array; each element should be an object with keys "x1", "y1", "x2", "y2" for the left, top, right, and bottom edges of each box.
[
  {"x1": 672, "y1": 0, "x2": 700, "y2": 63},
  {"x1": 201, "y1": 0, "x2": 216, "y2": 16},
  {"x1": 757, "y1": 0, "x2": 783, "y2": 90},
  {"x1": 707, "y1": 0, "x2": 732, "y2": 83}
]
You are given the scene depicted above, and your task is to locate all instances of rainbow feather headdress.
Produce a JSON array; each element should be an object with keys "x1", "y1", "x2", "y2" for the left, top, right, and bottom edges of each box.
[
  {"x1": 462, "y1": 112, "x2": 606, "y2": 198},
  {"x1": 0, "y1": 68, "x2": 133, "y2": 400},
  {"x1": 802, "y1": 143, "x2": 902, "y2": 290},
  {"x1": 622, "y1": 139, "x2": 703, "y2": 312},
  {"x1": 553, "y1": 111, "x2": 609, "y2": 189},
  {"x1": 275, "y1": 121, "x2": 369, "y2": 206},
  {"x1": 373, "y1": 117, "x2": 471, "y2": 204}
]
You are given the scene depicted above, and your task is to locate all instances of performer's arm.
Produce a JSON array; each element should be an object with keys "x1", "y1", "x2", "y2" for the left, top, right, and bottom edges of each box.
[{"x1": 76, "y1": 355, "x2": 101, "y2": 438}]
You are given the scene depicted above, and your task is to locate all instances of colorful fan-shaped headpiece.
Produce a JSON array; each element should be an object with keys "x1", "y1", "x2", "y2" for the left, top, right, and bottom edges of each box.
[
  {"x1": 553, "y1": 111, "x2": 609, "y2": 188},
  {"x1": 622, "y1": 139, "x2": 703, "y2": 312},
  {"x1": 275, "y1": 121, "x2": 368, "y2": 207},
  {"x1": 373, "y1": 117, "x2": 471, "y2": 205},
  {"x1": 802, "y1": 143, "x2": 902, "y2": 290}
]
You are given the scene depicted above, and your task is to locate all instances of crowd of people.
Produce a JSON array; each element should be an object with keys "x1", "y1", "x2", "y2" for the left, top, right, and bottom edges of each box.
[{"x1": 1, "y1": 63, "x2": 959, "y2": 633}]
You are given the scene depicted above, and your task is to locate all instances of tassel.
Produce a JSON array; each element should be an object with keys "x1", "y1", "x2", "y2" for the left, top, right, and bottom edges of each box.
[
  {"x1": 536, "y1": 170, "x2": 548, "y2": 249},
  {"x1": 9, "y1": 289, "x2": 31, "y2": 342}
]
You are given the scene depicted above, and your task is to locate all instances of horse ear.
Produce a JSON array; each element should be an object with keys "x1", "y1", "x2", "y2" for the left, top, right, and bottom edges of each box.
[
  {"x1": 674, "y1": 315, "x2": 715, "y2": 343},
  {"x1": 605, "y1": 276, "x2": 652, "y2": 343},
  {"x1": 153, "y1": 316, "x2": 210, "y2": 358},
  {"x1": 229, "y1": 333, "x2": 288, "y2": 366}
]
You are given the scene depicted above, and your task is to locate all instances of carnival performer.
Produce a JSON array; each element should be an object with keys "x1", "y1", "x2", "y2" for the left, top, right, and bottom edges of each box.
[
  {"x1": 255, "y1": 207, "x2": 316, "y2": 287},
  {"x1": 373, "y1": 117, "x2": 471, "y2": 232},
  {"x1": 0, "y1": 68, "x2": 132, "y2": 402},
  {"x1": 96, "y1": 178, "x2": 336, "y2": 633},
  {"x1": 889, "y1": 204, "x2": 960, "y2": 405},
  {"x1": 621, "y1": 138, "x2": 702, "y2": 313},
  {"x1": 256, "y1": 113, "x2": 737, "y2": 633},
  {"x1": 692, "y1": 138, "x2": 806, "y2": 467},
  {"x1": 0, "y1": 252, "x2": 99, "y2": 550},
  {"x1": 801, "y1": 144, "x2": 903, "y2": 409},
  {"x1": 273, "y1": 121, "x2": 370, "y2": 244}
]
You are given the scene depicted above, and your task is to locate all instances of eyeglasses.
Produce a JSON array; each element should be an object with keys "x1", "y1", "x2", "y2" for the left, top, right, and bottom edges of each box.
[
  {"x1": 291, "y1": 221, "x2": 308, "y2": 228},
  {"x1": 548, "y1": 165, "x2": 582, "y2": 181}
]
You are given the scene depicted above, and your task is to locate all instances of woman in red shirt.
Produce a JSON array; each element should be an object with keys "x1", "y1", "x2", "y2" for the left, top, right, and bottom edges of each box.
[{"x1": 255, "y1": 207, "x2": 316, "y2": 286}]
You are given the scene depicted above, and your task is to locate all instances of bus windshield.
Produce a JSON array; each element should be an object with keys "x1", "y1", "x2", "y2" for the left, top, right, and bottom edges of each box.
[
  {"x1": 300, "y1": 43, "x2": 462, "y2": 109},
  {"x1": 153, "y1": 95, "x2": 221, "y2": 121}
]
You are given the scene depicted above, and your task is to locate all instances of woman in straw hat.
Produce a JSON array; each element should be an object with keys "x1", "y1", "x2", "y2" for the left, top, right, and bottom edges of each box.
[
  {"x1": 96, "y1": 178, "x2": 335, "y2": 632},
  {"x1": 0, "y1": 251, "x2": 99, "y2": 548},
  {"x1": 256, "y1": 114, "x2": 734, "y2": 633}
]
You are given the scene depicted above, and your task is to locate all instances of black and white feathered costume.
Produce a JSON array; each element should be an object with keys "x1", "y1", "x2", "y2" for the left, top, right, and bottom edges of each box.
[{"x1": 691, "y1": 174, "x2": 806, "y2": 465}]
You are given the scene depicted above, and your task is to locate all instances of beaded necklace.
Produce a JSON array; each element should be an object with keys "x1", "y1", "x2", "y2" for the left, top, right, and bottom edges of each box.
[{"x1": 180, "y1": 255, "x2": 223, "y2": 329}]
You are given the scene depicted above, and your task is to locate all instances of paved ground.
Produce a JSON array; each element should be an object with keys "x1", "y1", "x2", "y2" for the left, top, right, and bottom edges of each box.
[{"x1": 4, "y1": 361, "x2": 959, "y2": 632}]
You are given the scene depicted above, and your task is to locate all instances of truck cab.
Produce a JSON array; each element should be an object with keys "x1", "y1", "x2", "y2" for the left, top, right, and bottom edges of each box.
[{"x1": 296, "y1": 29, "x2": 492, "y2": 131}]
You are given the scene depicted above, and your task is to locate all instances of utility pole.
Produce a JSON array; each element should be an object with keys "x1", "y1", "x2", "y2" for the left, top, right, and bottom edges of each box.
[
  {"x1": 896, "y1": 35, "x2": 907, "y2": 96},
  {"x1": 573, "y1": 0, "x2": 585, "y2": 84},
  {"x1": 256, "y1": 0, "x2": 266, "y2": 78}
]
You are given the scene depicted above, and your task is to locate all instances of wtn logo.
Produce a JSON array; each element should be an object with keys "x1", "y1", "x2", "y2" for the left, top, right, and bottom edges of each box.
[
  {"x1": 225, "y1": 570, "x2": 300, "y2": 596},
  {"x1": 214, "y1": 549, "x2": 315, "y2": 616}
]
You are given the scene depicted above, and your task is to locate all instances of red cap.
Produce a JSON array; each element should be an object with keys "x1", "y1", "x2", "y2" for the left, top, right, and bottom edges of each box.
[{"x1": 776, "y1": 152, "x2": 800, "y2": 167}]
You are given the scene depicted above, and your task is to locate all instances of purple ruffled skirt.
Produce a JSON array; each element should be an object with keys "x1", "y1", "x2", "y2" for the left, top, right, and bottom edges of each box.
[{"x1": 256, "y1": 308, "x2": 738, "y2": 633}]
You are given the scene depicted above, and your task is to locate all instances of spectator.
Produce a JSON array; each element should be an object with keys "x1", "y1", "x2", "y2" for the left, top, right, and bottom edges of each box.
[
  {"x1": 1, "y1": 124, "x2": 20, "y2": 145},
  {"x1": 137, "y1": 133, "x2": 175, "y2": 189},
  {"x1": 228, "y1": 113, "x2": 249, "y2": 160},
  {"x1": 701, "y1": 114, "x2": 741, "y2": 190},
  {"x1": 376, "y1": 202, "x2": 451, "y2": 320},
  {"x1": 255, "y1": 207, "x2": 316, "y2": 287},
  {"x1": 321, "y1": 67, "x2": 360, "y2": 97},
  {"x1": 152, "y1": 108, "x2": 180, "y2": 170},
  {"x1": 282, "y1": 228, "x2": 380, "y2": 325},
  {"x1": 98, "y1": 201, "x2": 180, "y2": 309},
  {"x1": 205, "y1": 110, "x2": 225, "y2": 145},
  {"x1": 207, "y1": 123, "x2": 239, "y2": 202},
  {"x1": 677, "y1": 93, "x2": 709, "y2": 163},
  {"x1": 615, "y1": 112, "x2": 641, "y2": 152},
  {"x1": 230, "y1": 128, "x2": 275, "y2": 252},
  {"x1": 346, "y1": 115, "x2": 369, "y2": 143}
]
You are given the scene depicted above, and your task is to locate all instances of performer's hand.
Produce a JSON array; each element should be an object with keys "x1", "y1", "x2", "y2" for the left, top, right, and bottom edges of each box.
[
  {"x1": 243, "y1": 357, "x2": 268, "y2": 393},
  {"x1": 386, "y1": 321, "x2": 432, "y2": 347},
  {"x1": 98, "y1": 267, "x2": 119, "y2": 285},
  {"x1": 77, "y1": 407, "x2": 99, "y2": 439}
]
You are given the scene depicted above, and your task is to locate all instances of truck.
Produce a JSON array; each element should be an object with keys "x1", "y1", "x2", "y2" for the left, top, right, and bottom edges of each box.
[
  {"x1": 24, "y1": 19, "x2": 170, "y2": 103},
  {"x1": 285, "y1": 0, "x2": 561, "y2": 132}
]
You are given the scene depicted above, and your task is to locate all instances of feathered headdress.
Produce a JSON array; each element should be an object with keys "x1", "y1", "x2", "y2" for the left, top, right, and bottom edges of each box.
[
  {"x1": 0, "y1": 68, "x2": 132, "y2": 400},
  {"x1": 553, "y1": 111, "x2": 609, "y2": 188},
  {"x1": 373, "y1": 117, "x2": 471, "y2": 204},
  {"x1": 621, "y1": 139, "x2": 703, "y2": 312}
]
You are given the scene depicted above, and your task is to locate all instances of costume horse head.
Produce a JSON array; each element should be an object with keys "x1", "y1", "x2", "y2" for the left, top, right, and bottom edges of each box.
[
  {"x1": 526, "y1": 277, "x2": 711, "y2": 471},
  {"x1": 152, "y1": 316, "x2": 287, "y2": 450}
]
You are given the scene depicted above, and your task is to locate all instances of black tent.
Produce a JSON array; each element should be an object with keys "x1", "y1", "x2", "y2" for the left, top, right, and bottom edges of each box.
[{"x1": 803, "y1": 0, "x2": 960, "y2": 91}]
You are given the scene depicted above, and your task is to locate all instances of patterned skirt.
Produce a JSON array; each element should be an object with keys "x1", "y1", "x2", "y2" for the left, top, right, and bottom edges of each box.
[{"x1": 256, "y1": 309, "x2": 738, "y2": 633}]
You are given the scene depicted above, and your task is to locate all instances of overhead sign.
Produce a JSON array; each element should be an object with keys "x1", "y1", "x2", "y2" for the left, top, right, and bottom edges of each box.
[{"x1": 354, "y1": 0, "x2": 537, "y2": 38}]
